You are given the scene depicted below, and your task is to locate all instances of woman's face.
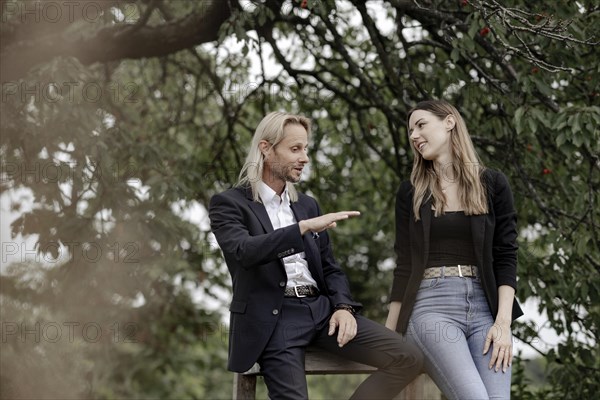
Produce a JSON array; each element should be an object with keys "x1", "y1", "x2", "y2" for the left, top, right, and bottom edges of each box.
[{"x1": 408, "y1": 109, "x2": 455, "y2": 164}]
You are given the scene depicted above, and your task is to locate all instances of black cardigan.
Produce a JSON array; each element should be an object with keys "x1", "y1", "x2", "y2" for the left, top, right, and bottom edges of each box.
[{"x1": 390, "y1": 169, "x2": 524, "y2": 334}]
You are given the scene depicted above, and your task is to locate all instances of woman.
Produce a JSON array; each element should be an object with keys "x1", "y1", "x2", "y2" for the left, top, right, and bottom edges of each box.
[{"x1": 385, "y1": 100, "x2": 523, "y2": 399}]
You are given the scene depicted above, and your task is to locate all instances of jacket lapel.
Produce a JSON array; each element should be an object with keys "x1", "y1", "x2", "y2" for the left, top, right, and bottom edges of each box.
[
  {"x1": 290, "y1": 200, "x2": 308, "y2": 223},
  {"x1": 471, "y1": 170, "x2": 491, "y2": 266},
  {"x1": 243, "y1": 187, "x2": 274, "y2": 233},
  {"x1": 471, "y1": 215, "x2": 486, "y2": 267},
  {"x1": 420, "y1": 198, "x2": 432, "y2": 268}
]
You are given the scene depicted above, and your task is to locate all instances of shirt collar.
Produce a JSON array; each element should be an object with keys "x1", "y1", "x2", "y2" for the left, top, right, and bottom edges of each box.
[{"x1": 258, "y1": 181, "x2": 289, "y2": 206}]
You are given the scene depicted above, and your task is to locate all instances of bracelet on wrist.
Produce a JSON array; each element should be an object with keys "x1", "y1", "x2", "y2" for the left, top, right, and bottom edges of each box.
[{"x1": 334, "y1": 304, "x2": 356, "y2": 315}]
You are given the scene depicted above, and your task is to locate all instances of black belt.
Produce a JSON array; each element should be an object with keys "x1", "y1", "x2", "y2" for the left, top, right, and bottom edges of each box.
[{"x1": 284, "y1": 285, "x2": 320, "y2": 297}]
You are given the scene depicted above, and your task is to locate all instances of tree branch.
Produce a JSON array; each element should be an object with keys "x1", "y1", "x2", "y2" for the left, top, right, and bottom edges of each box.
[{"x1": 1, "y1": 1, "x2": 235, "y2": 83}]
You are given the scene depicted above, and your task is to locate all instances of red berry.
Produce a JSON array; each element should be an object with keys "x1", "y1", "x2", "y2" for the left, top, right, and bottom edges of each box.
[
  {"x1": 531, "y1": 67, "x2": 539, "y2": 74},
  {"x1": 479, "y1": 27, "x2": 490, "y2": 37},
  {"x1": 461, "y1": 0, "x2": 468, "y2": 6},
  {"x1": 543, "y1": 168, "x2": 552, "y2": 175},
  {"x1": 300, "y1": 0, "x2": 308, "y2": 9}
]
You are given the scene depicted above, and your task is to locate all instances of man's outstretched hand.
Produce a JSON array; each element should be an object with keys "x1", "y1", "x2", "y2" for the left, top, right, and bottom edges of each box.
[{"x1": 299, "y1": 211, "x2": 360, "y2": 235}]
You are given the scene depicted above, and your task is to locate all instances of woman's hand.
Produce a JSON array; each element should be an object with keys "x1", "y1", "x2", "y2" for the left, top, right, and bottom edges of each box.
[{"x1": 483, "y1": 321, "x2": 513, "y2": 373}]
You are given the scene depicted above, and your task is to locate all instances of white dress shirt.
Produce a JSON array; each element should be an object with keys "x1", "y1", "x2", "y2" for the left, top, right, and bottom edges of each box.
[{"x1": 257, "y1": 181, "x2": 318, "y2": 289}]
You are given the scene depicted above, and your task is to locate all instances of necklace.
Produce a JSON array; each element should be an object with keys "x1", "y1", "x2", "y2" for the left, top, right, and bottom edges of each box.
[{"x1": 441, "y1": 182, "x2": 456, "y2": 193}]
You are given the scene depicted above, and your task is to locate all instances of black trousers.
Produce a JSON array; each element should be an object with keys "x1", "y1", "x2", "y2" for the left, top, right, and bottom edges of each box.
[{"x1": 257, "y1": 296, "x2": 423, "y2": 399}]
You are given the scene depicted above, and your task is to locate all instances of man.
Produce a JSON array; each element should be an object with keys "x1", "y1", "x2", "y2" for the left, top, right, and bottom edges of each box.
[{"x1": 209, "y1": 111, "x2": 422, "y2": 399}]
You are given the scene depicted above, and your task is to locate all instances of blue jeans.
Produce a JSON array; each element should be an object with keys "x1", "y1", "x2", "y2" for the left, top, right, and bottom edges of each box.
[{"x1": 406, "y1": 275, "x2": 511, "y2": 400}]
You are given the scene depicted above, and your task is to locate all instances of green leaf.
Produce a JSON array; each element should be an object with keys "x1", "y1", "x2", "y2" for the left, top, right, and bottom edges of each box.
[
  {"x1": 451, "y1": 48, "x2": 460, "y2": 63},
  {"x1": 534, "y1": 78, "x2": 552, "y2": 97},
  {"x1": 514, "y1": 107, "x2": 525, "y2": 134},
  {"x1": 527, "y1": 117, "x2": 537, "y2": 133},
  {"x1": 572, "y1": 113, "x2": 581, "y2": 134}
]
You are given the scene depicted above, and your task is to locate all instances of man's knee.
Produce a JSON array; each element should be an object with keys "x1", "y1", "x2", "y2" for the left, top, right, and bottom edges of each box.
[{"x1": 388, "y1": 340, "x2": 424, "y2": 371}]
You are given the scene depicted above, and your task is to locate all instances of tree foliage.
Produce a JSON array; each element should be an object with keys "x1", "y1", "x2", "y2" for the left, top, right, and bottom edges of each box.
[{"x1": 1, "y1": 0, "x2": 598, "y2": 398}]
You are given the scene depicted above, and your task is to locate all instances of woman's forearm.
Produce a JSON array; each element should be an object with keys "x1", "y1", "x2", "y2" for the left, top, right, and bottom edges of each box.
[
  {"x1": 385, "y1": 301, "x2": 402, "y2": 330},
  {"x1": 495, "y1": 285, "x2": 515, "y2": 325}
]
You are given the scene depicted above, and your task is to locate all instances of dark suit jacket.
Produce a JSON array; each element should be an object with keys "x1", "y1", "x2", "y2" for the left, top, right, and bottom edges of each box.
[
  {"x1": 390, "y1": 169, "x2": 524, "y2": 334},
  {"x1": 209, "y1": 186, "x2": 362, "y2": 372}
]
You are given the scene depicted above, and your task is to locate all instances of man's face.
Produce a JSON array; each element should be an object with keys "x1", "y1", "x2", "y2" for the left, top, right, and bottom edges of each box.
[{"x1": 263, "y1": 124, "x2": 309, "y2": 186}]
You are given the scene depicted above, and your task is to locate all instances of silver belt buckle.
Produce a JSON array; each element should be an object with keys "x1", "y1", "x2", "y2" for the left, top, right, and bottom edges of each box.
[
  {"x1": 294, "y1": 285, "x2": 307, "y2": 298},
  {"x1": 458, "y1": 265, "x2": 463, "y2": 277}
]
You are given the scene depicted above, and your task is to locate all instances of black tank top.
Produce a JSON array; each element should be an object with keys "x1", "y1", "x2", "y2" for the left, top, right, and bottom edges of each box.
[{"x1": 427, "y1": 211, "x2": 478, "y2": 267}]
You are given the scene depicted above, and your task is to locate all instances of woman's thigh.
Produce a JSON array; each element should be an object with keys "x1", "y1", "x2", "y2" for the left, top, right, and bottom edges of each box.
[
  {"x1": 467, "y1": 281, "x2": 512, "y2": 399},
  {"x1": 409, "y1": 277, "x2": 489, "y2": 400}
]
